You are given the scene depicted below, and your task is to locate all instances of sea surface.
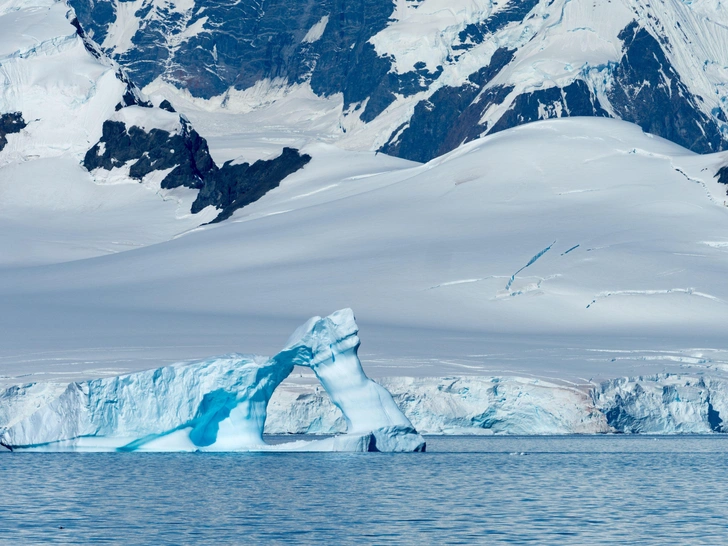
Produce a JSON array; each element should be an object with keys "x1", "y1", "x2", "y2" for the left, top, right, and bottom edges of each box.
[{"x1": 2, "y1": 435, "x2": 728, "y2": 544}]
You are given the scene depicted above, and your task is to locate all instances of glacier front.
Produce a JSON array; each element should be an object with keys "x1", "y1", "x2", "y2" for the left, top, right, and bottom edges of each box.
[{"x1": 0, "y1": 309, "x2": 425, "y2": 453}]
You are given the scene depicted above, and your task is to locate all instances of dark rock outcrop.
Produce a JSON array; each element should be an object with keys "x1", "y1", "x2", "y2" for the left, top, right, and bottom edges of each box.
[
  {"x1": 455, "y1": 0, "x2": 540, "y2": 51},
  {"x1": 71, "y1": 16, "x2": 152, "y2": 112},
  {"x1": 68, "y1": 1, "x2": 728, "y2": 161},
  {"x1": 84, "y1": 118, "x2": 310, "y2": 222},
  {"x1": 716, "y1": 166, "x2": 728, "y2": 195},
  {"x1": 607, "y1": 21, "x2": 725, "y2": 154},
  {"x1": 380, "y1": 48, "x2": 515, "y2": 162},
  {"x1": 159, "y1": 100, "x2": 176, "y2": 113},
  {"x1": 70, "y1": 0, "x2": 399, "y2": 103},
  {"x1": 84, "y1": 118, "x2": 214, "y2": 189},
  {"x1": 0, "y1": 113, "x2": 26, "y2": 152},
  {"x1": 192, "y1": 147, "x2": 312, "y2": 223},
  {"x1": 489, "y1": 79, "x2": 609, "y2": 135}
]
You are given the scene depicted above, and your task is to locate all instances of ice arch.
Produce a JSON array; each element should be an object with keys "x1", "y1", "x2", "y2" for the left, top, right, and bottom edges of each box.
[{"x1": 0, "y1": 310, "x2": 425, "y2": 452}]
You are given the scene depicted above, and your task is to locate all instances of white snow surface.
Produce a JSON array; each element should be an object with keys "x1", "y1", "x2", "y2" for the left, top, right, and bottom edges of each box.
[
  {"x1": 2, "y1": 1, "x2": 728, "y2": 436},
  {"x1": 2, "y1": 117, "x2": 728, "y2": 392},
  {"x1": 302, "y1": 15, "x2": 329, "y2": 44},
  {"x1": 0, "y1": 0, "x2": 126, "y2": 162},
  {"x1": 0, "y1": 0, "x2": 221, "y2": 266},
  {"x1": 0, "y1": 309, "x2": 425, "y2": 452}
]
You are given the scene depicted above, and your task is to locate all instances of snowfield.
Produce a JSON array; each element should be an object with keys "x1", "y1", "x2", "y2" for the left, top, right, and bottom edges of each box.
[{"x1": 2, "y1": 115, "x2": 728, "y2": 434}]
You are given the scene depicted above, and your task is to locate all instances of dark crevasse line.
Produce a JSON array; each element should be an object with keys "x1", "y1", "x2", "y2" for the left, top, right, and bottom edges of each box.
[{"x1": 505, "y1": 241, "x2": 556, "y2": 291}]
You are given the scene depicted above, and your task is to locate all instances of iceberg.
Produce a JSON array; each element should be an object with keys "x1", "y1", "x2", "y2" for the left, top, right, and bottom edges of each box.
[{"x1": 0, "y1": 309, "x2": 425, "y2": 452}]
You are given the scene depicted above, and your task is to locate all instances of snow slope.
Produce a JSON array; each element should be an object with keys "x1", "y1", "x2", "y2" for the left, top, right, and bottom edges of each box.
[
  {"x1": 2, "y1": 117, "x2": 727, "y2": 390},
  {"x1": 0, "y1": 0, "x2": 320, "y2": 265},
  {"x1": 3, "y1": 0, "x2": 728, "y2": 436},
  {"x1": 0, "y1": 0, "x2": 223, "y2": 265}
]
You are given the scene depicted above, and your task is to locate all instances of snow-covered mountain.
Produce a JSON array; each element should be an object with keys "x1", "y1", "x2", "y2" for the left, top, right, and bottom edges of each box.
[
  {"x1": 68, "y1": 0, "x2": 728, "y2": 160},
  {"x1": 0, "y1": 0, "x2": 312, "y2": 231},
  {"x1": 3, "y1": 0, "x2": 728, "y2": 436}
]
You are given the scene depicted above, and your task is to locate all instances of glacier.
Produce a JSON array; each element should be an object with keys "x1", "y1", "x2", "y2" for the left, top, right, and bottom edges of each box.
[
  {"x1": 266, "y1": 374, "x2": 728, "y2": 436},
  {"x1": 0, "y1": 309, "x2": 426, "y2": 452}
]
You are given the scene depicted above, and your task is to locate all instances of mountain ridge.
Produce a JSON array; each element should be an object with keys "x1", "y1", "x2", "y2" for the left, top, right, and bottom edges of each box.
[{"x1": 67, "y1": 0, "x2": 728, "y2": 160}]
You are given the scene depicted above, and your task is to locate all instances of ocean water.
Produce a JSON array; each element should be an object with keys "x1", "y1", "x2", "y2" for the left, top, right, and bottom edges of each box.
[{"x1": 2, "y1": 436, "x2": 728, "y2": 544}]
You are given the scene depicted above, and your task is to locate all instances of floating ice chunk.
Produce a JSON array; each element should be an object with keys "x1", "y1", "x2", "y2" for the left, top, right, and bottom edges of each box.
[{"x1": 0, "y1": 309, "x2": 425, "y2": 452}]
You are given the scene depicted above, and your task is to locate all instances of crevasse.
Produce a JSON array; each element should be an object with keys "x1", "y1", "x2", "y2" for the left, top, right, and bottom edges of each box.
[{"x1": 0, "y1": 309, "x2": 426, "y2": 452}]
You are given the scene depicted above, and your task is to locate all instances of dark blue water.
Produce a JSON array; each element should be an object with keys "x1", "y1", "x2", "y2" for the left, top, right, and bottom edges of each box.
[{"x1": 2, "y1": 436, "x2": 728, "y2": 544}]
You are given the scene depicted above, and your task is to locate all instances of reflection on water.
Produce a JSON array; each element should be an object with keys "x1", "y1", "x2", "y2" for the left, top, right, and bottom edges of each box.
[{"x1": 2, "y1": 436, "x2": 728, "y2": 544}]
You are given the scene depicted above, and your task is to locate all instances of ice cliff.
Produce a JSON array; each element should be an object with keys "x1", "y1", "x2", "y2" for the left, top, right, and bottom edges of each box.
[
  {"x1": 4, "y1": 311, "x2": 728, "y2": 443},
  {"x1": 266, "y1": 374, "x2": 728, "y2": 436},
  {"x1": 0, "y1": 310, "x2": 425, "y2": 452}
]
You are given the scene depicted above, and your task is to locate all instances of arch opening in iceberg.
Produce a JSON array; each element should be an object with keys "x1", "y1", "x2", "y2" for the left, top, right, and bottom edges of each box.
[{"x1": 0, "y1": 309, "x2": 425, "y2": 453}]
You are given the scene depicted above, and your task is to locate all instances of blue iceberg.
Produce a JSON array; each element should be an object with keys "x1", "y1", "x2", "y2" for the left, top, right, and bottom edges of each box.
[{"x1": 0, "y1": 310, "x2": 425, "y2": 452}]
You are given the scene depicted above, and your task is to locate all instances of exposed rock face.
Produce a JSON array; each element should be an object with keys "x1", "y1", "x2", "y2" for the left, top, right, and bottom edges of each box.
[
  {"x1": 192, "y1": 147, "x2": 312, "y2": 223},
  {"x1": 383, "y1": 19, "x2": 724, "y2": 162},
  {"x1": 716, "y1": 166, "x2": 728, "y2": 194},
  {"x1": 83, "y1": 117, "x2": 216, "y2": 189},
  {"x1": 68, "y1": 0, "x2": 728, "y2": 161},
  {"x1": 380, "y1": 48, "x2": 516, "y2": 163},
  {"x1": 84, "y1": 116, "x2": 311, "y2": 222},
  {"x1": 607, "y1": 22, "x2": 724, "y2": 154},
  {"x1": 488, "y1": 80, "x2": 609, "y2": 135},
  {"x1": 70, "y1": 0, "x2": 400, "y2": 103},
  {"x1": 0, "y1": 113, "x2": 26, "y2": 152},
  {"x1": 68, "y1": 15, "x2": 152, "y2": 111}
]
